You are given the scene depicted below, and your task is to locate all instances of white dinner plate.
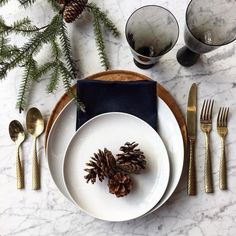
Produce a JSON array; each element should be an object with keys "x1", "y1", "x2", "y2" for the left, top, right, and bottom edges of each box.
[
  {"x1": 46, "y1": 97, "x2": 184, "y2": 214},
  {"x1": 62, "y1": 112, "x2": 170, "y2": 221}
]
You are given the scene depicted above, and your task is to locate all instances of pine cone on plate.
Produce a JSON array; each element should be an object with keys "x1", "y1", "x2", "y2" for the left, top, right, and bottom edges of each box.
[
  {"x1": 84, "y1": 148, "x2": 117, "y2": 184},
  {"x1": 63, "y1": 0, "x2": 88, "y2": 23},
  {"x1": 108, "y1": 172, "x2": 133, "y2": 197},
  {"x1": 116, "y1": 142, "x2": 146, "y2": 174}
]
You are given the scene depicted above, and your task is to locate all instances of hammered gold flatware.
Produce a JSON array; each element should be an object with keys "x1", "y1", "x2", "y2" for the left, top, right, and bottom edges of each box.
[
  {"x1": 187, "y1": 83, "x2": 197, "y2": 195},
  {"x1": 217, "y1": 107, "x2": 229, "y2": 190},
  {"x1": 200, "y1": 99, "x2": 214, "y2": 193},
  {"x1": 9, "y1": 120, "x2": 25, "y2": 189},
  {"x1": 26, "y1": 107, "x2": 44, "y2": 190}
]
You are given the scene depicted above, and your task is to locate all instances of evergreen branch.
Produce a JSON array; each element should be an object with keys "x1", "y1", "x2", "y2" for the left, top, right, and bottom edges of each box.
[
  {"x1": 18, "y1": 0, "x2": 36, "y2": 7},
  {"x1": 16, "y1": 56, "x2": 36, "y2": 113},
  {"x1": 0, "y1": 16, "x2": 49, "y2": 36},
  {"x1": 47, "y1": 62, "x2": 59, "y2": 93},
  {"x1": 0, "y1": 36, "x2": 20, "y2": 63},
  {"x1": 32, "y1": 61, "x2": 55, "y2": 81},
  {"x1": 0, "y1": 14, "x2": 61, "y2": 80},
  {"x1": 50, "y1": 39, "x2": 61, "y2": 59},
  {"x1": 58, "y1": 61, "x2": 85, "y2": 112},
  {"x1": 91, "y1": 9, "x2": 109, "y2": 70},
  {"x1": 87, "y1": 3, "x2": 120, "y2": 38},
  {"x1": 0, "y1": 0, "x2": 9, "y2": 6},
  {"x1": 58, "y1": 18, "x2": 77, "y2": 79}
]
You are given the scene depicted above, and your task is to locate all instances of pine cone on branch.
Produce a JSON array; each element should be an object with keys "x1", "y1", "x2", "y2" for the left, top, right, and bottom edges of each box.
[
  {"x1": 116, "y1": 142, "x2": 146, "y2": 174},
  {"x1": 84, "y1": 148, "x2": 117, "y2": 184},
  {"x1": 108, "y1": 172, "x2": 133, "y2": 197},
  {"x1": 63, "y1": 0, "x2": 88, "y2": 23}
]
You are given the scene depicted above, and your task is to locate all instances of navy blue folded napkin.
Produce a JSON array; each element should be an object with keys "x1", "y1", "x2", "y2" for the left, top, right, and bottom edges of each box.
[{"x1": 76, "y1": 79, "x2": 157, "y2": 130}]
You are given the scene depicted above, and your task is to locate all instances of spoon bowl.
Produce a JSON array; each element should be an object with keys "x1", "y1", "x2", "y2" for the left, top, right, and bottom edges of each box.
[
  {"x1": 9, "y1": 120, "x2": 25, "y2": 189},
  {"x1": 26, "y1": 107, "x2": 44, "y2": 137}
]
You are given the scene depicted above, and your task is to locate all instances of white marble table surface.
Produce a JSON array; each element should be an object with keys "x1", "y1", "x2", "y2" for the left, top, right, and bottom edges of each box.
[{"x1": 1, "y1": 0, "x2": 236, "y2": 235}]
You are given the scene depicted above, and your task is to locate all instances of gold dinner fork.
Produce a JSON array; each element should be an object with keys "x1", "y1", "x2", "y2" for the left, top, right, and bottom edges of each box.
[
  {"x1": 200, "y1": 100, "x2": 214, "y2": 193},
  {"x1": 217, "y1": 107, "x2": 229, "y2": 190}
]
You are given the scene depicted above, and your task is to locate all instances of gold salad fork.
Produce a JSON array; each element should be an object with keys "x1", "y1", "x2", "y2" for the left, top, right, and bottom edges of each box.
[
  {"x1": 200, "y1": 100, "x2": 214, "y2": 193},
  {"x1": 217, "y1": 107, "x2": 229, "y2": 190}
]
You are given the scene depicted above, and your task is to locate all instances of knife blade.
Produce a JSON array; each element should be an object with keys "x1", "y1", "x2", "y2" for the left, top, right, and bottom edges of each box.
[{"x1": 187, "y1": 83, "x2": 197, "y2": 195}]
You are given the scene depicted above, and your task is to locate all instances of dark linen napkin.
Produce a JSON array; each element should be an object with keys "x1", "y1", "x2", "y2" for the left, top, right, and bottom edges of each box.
[{"x1": 76, "y1": 79, "x2": 157, "y2": 130}]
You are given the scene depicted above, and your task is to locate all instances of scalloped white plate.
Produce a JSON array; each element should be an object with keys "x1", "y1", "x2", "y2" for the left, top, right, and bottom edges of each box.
[{"x1": 62, "y1": 112, "x2": 169, "y2": 221}]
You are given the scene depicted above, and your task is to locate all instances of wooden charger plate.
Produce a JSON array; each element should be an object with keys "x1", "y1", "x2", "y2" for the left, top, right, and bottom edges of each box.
[{"x1": 45, "y1": 70, "x2": 187, "y2": 157}]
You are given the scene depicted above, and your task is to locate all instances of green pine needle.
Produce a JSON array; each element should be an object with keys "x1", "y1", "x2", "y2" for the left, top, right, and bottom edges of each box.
[
  {"x1": 87, "y1": 3, "x2": 120, "y2": 38},
  {"x1": 47, "y1": 62, "x2": 59, "y2": 93},
  {"x1": 58, "y1": 18, "x2": 77, "y2": 80},
  {"x1": 91, "y1": 9, "x2": 109, "y2": 70},
  {"x1": 16, "y1": 56, "x2": 36, "y2": 113},
  {"x1": 47, "y1": 0, "x2": 61, "y2": 12},
  {"x1": 58, "y1": 61, "x2": 85, "y2": 112},
  {"x1": 0, "y1": 14, "x2": 61, "y2": 80}
]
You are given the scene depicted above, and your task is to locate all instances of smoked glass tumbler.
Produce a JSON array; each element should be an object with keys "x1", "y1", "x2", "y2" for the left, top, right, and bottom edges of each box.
[
  {"x1": 177, "y1": 0, "x2": 236, "y2": 67},
  {"x1": 125, "y1": 5, "x2": 179, "y2": 69}
]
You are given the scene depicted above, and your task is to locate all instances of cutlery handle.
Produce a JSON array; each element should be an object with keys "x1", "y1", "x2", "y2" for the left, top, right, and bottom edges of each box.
[
  {"x1": 16, "y1": 147, "x2": 24, "y2": 189},
  {"x1": 204, "y1": 133, "x2": 213, "y2": 193},
  {"x1": 32, "y1": 138, "x2": 40, "y2": 190},
  {"x1": 219, "y1": 137, "x2": 227, "y2": 190},
  {"x1": 188, "y1": 139, "x2": 196, "y2": 195}
]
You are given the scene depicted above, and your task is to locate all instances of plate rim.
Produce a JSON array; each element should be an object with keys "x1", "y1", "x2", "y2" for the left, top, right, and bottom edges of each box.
[{"x1": 62, "y1": 111, "x2": 170, "y2": 221}]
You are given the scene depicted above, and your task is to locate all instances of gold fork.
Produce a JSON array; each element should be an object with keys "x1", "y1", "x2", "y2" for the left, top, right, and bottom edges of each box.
[
  {"x1": 217, "y1": 107, "x2": 229, "y2": 190},
  {"x1": 200, "y1": 100, "x2": 214, "y2": 193}
]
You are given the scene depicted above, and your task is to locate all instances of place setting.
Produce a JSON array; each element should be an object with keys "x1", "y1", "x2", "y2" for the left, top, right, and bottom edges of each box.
[{"x1": 3, "y1": 0, "x2": 236, "y2": 225}]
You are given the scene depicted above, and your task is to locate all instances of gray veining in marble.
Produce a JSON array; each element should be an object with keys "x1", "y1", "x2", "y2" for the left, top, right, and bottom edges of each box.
[{"x1": 1, "y1": 0, "x2": 236, "y2": 235}]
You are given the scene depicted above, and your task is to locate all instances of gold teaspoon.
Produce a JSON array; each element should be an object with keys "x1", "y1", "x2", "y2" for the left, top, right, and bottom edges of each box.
[
  {"x1": 9, "y1": 120, "x2": 25, "y2": 189},
  {"x1": 26, "y1": 107, "x2": 44, "y2": 190}
]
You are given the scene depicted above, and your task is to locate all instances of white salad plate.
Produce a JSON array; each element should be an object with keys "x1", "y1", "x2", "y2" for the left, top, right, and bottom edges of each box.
[
  {"x1": 46, "y1": 97, "x2": 184, "y2": 216},
  {"x1": 62, "y1": 112, "x2": 170, "y2": 221}
]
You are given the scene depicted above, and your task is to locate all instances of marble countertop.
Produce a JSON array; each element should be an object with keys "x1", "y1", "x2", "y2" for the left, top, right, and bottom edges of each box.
[{"x1": 1, "y1": 0, "x2": 236, "y2": 235}]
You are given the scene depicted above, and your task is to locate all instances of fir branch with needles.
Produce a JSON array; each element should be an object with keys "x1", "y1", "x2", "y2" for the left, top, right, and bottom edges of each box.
[
  {"x1": 91, "y1": 7, "x2": 109, "y2": 70},
  {"x1": 16, "y1": 56, "x2": 37, "y2": 112},
  {"x1": 58, "y1": 17, "x2": 77, "y2": 79},
  {"x1": 86, "y1": 3, "x2": 120, "y2": 38},
  {"x1": 0, "y1": 0, "x2": 120, "y2": 112}
]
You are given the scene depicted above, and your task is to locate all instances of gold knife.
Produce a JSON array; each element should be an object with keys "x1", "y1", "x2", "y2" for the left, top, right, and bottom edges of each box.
[{"x1": 187, "y1": 83, "x2": 197, "y2": 195}]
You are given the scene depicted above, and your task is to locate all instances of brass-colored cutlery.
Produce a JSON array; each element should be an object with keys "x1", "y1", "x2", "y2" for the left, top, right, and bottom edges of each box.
[
  {"x1": 217, "y1": 107, "x2": 229, "y2": 190},
  {"x1": 26, "y1": 107, "x2": 44, "y2": 190},
  {"x1": 200, "y1": 100, "x2": 214, "y2": 193},
  {"x1": 187, "y1": 83, "x2": 197, "y2": 195},
  {"x1": 9, "y1": 120, "x2": 25, "y2": 189}
]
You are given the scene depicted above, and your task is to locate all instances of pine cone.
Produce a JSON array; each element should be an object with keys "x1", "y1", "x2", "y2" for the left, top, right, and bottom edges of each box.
[
  {"x1": 108, "y1": 172, "x2": 133, "y2": 197},
  {"x1": 116, "y1": 142, "x2": 146, "y2": 174},
  {"x1": 84, "y1": 148, "x2": 117, "y2": 184},
  {"x1": 63, "y1": 0, "x2": 88, "y2": 23}
]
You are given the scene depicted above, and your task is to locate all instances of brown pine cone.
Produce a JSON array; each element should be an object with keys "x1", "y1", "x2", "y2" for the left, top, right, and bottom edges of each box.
[
  {"x1": 108, "y1": 172, "x2": 133, "y2": 197},
  {"x1": 63, "y1": 0, "x2": 88, "y2": 23},
  {"x1": 116, "y1": 142, "x2": 146, "y2": 174},
  {"x1": 84, "y1": 148, "x2": 117, "y2": 184}
]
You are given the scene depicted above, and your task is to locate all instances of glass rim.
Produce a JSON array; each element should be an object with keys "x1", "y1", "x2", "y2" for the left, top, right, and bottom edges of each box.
[
  {"x1": 125, "y1": 5, "x2": 180, "y2": 59},
  {"x1": 186, "y1": 0, "x2": 236, "y2": 47}
]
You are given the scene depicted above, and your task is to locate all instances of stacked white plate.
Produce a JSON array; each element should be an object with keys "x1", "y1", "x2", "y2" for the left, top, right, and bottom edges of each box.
[{"x1": 46, "y1": 98, "x2": 184, "y2": 221}]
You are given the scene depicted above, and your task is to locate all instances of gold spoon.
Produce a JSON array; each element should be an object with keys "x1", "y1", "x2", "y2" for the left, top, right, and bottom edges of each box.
[
  {"x1": 26, "y1": 107, "x2": 44, "y2": 190},
  {"x1": 9, "y1": 120, "x2": 25, "y2": 189}
]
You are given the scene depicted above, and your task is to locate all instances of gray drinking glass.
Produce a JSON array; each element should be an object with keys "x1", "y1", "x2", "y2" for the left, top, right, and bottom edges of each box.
[
  {"x1": 177, "y1": 0, "x2": 236, "y2": 67},
  {"x1": 125, "y1": 5, "x2": 179, "y2": 69}
]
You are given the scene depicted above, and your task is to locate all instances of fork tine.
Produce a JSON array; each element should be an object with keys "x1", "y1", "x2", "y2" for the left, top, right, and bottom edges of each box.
[
  {"x1": 223, "y1": 107, "x2": 229, "y2": 126},
  {"x1": 200, "y1": 100, "x2": 206, "y2": 120},
  {"x1": 209, "y1": 100, "x2": 214, "y2": 120},
  {"x1": 220, "y1": 107, "x2": 224, "y2": 126},
  {"x1": 217, "y1": 107, "x2": 222, "y2": 126},
  {"x1": 205, "y1": 100, "x2": 210, "y2": 120}
]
